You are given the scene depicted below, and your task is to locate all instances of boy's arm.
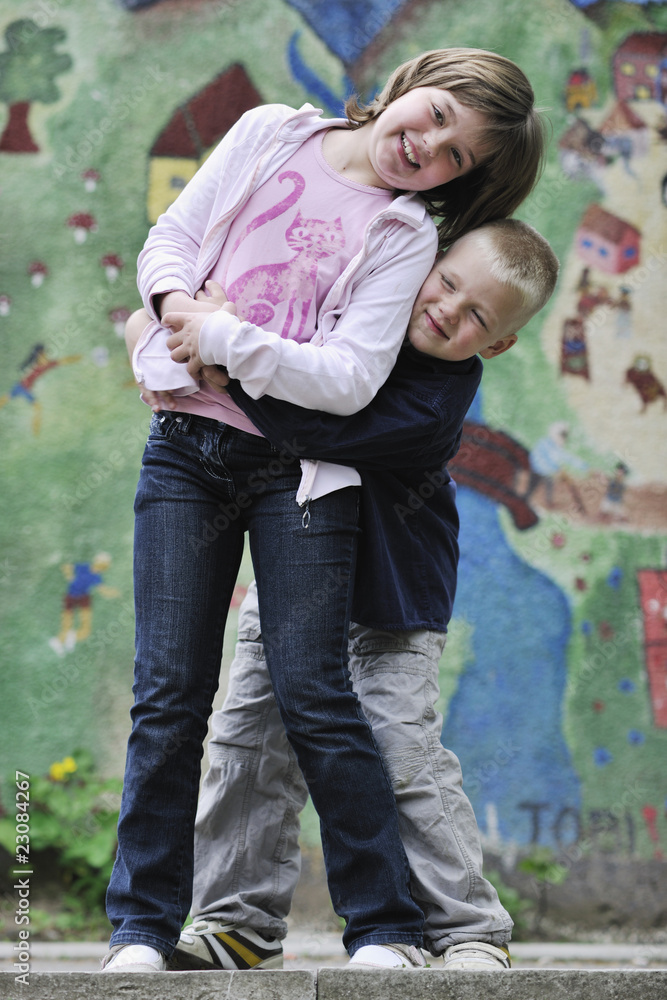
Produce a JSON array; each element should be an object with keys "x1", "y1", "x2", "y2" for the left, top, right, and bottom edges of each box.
[{"x1": 225, "y1": 367, "x2": 478, "y2": 471}]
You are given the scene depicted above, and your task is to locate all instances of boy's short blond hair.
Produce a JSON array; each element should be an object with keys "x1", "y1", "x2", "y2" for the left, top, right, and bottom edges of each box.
[{"x1": 454, "y1": 218, "x2": 559, "y2": 330}]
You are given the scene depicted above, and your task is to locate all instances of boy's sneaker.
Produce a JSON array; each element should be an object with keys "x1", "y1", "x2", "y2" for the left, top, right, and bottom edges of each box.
[
  {"x1": 168, "y1": 919, "x2": 283, "y2": 971},
  {"x1": 348, "y1": 943, "x2": 427, "y2": 969},
  {"x1": 100, "y1": 944, "x2": 166, "y2": 973},
  {"x1": 443, "y1": 941, "x2": 511, "y2": 970}
]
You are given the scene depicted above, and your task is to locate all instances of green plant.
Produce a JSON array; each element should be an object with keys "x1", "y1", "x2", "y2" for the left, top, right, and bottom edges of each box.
[
  {"x1": 518, "y1": 846, "x2": 570, "y2": 935},
  {"x1": 485, "y1": 869, "x2": 533, "y2": 937},
  {"x1": 0, "y1": 749, "x2": 122, "y2": 927}
]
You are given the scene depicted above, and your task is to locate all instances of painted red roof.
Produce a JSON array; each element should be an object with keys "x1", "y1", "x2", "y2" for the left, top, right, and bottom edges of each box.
[
  {"x1": 615, "y1": 32, "x2": 667, "y2": 59},
  {"x1": 600, "y1": 100, "x2": 647, "y2": 133},
  {"x1": 151, "y1": 64, "x2": 263, "y2": 158},
  {"x1": 579, "y1": 204, "x2": 640, "y2": 243}
]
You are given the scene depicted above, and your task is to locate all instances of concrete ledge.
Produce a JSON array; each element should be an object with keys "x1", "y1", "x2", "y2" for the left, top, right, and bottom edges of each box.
[
  {"x1": 2, "y1": 969, "x2": 667, "y2": 999},
  {"x1": 318, "y1": 968, "x2": 667, "y2": 998},
  {"x1": 0, "y1": 970, "x2": 316, "y2": 999}
]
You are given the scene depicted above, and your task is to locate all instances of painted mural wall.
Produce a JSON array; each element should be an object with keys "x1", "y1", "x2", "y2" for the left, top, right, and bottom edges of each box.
[{"x1": 1, "y1": 0, "x2": 666, "y2": 925}]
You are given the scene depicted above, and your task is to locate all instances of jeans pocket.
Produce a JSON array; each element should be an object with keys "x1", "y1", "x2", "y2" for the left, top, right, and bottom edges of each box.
[{"x1": 148, "y1": 410, "x2": 189, "y2": 441}]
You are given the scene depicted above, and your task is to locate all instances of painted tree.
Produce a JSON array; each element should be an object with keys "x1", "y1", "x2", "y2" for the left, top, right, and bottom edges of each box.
[{"x1": 0, "y1": 19, "x2": 72, "y2": 153}]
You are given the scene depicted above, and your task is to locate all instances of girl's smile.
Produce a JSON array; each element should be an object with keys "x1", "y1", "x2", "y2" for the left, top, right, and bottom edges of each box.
[
  {"x1": 366, "y1": 87, "x2": 489, "y2": 191},
  {"x1": 321, "y1": 87, "x2": 488, "y2": 192}
]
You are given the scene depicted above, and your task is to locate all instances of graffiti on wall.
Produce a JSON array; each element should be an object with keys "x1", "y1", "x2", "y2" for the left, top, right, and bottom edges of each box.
[{"x1": 0, "y1": 0, "x2": 666, "y2": 864}]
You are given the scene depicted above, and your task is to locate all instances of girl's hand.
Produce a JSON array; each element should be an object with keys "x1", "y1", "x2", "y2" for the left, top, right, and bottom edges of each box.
[{"x1": 163, "y1": 312, "x2": 208, "y2": 377}]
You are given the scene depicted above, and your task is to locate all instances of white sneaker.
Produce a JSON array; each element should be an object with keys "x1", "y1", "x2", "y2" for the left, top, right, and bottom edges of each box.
[
  {"x1": 100, "y1": 944, "x2": 166, "y2": 973},
  {"x1": 443, "y1": 941, "x2": 511, "y2": 970},
  {"x1": 348, "y1": 943, "x2": 427, "y2": 968}
]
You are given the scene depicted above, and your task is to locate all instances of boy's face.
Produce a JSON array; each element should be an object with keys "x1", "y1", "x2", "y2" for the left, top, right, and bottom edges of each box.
[{"x1": 407, "y1": 238, "x2": 520, "y2": 362}]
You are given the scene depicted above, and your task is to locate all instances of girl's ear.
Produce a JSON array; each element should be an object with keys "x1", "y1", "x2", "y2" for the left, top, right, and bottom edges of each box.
[{"x1": 479, "y1": 332, "x2": 517, "y2": 359}]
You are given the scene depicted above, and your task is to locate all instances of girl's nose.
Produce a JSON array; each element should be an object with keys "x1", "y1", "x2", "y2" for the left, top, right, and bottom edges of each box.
[{"x1": 423, "y1": 131, "x2": 437, "y2": 158}]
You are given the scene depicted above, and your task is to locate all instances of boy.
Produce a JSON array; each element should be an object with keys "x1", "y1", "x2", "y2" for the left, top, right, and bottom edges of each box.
[{"x1": 161, "y1": 218, "x2": 559, "y2": 970}]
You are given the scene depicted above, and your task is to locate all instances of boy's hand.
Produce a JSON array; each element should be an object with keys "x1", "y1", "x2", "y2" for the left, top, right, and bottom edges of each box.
[
  {"x1": 195, "y1": 280, "x2": 229, "y2": 309},
  {"x1": 155, "y1": 289, "x2": 221, "y2": 317},
  {"x1": 200, "y1": 365, "x2": 230, "y2": 394},
  {"x1": 142, "y1": 388, "x2": 178, "y2": 412}
]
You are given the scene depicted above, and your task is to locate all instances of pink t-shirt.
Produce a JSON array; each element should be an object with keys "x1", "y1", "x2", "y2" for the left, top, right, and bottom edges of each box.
[{"x1": 173, "y1": 130, "x2": 393, "y2": 432}]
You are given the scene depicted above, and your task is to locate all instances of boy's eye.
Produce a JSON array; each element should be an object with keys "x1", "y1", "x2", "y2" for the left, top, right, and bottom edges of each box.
[{"x1": 472, "y1": 310, "x2": 487, "y2": 329}]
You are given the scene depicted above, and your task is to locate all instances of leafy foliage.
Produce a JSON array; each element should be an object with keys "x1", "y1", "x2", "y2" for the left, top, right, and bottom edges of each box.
[{"x1": 0, "y1": 749, "x2": 121, "y2": 927}]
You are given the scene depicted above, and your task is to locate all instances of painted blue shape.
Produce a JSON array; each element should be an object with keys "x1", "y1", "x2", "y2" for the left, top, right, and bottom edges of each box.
[
  {"x1": 115, "y1": 0, "x2": 162, "y2": 8},
  {"x1": 618, "y1": 678, "x2": 636, "y2": 693},
  {"x1": 594, "y1": 747, "x2": 613, "y2": 766},
  {"x1": 445, "y1": 481, "x2": 581, "y2": 848},
  {"x1": 288, "y1": 32, "x2": 352, "y2": 116},
  {"x1": 284, "y1": 0, "x2": 409, "y2": 63},
  {"x1": 607, "y1": 566, "x2": 623, "y2": 589},
  {"x1": 581, "y1": 620, "x2": 593, "y2": 635},
  {"x1": 628, "y1": 729, "x2": 645, "y2": 745},
  {"x1": 569, "y1": 0, "x2": 667, "y2": 6}
]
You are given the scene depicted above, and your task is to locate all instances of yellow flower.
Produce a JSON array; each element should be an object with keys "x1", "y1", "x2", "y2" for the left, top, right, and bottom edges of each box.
[
  {"x1": 48, "y1": 756, "x2": 77, "y2": 781},
  {"x1": 62, "y1": 756, "x2": 77, "y2": 775}
]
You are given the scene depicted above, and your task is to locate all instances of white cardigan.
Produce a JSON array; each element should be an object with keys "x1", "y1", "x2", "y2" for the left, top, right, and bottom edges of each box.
[{"x1": 134, "y1": 103, "x2": 438, "y2": 501}]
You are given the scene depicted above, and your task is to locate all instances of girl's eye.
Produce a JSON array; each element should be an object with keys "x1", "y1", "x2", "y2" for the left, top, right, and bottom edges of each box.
[
  {"x1": 441, "y1": 275, "x2": 454, "y2": 290},
  {"x1": 452, "y1": 148, "x2": 462, "y2": 168},
  {"x1": 433, "y1": 105, "x2": 444, "y2": 125}
]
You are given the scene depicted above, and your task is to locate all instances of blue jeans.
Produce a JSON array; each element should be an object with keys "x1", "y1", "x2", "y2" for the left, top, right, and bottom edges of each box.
[{"x1": 106, "y1": 411, "x2": 423, "y2": 957}]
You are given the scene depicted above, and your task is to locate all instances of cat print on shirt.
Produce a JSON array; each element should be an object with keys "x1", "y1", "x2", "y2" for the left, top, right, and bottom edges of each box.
[{"x1": 227, "y1": 170, "x2": 345, "y2": 341}]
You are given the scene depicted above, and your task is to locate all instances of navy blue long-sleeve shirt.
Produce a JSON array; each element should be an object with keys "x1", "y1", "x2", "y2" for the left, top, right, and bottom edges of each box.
[{"x1": 227, "y1": 343, "x2": 483, "y2": 631}]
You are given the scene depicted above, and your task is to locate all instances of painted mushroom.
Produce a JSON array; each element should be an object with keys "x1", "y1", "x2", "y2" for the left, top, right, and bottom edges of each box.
[
  {"x1": 101, "y1": 254, "x2": 124, "y2": 282},
  {"x1": 67, "y1": 212, "x2": 97, "y2": 244},
  {"x1": 109, "y1": 306, "x2": 131, "y2": 336},
  {"x1": 82, "y1": 168, "x2": 101, "y2": 192},
  {"x1": 28, "y1": 261, "x2": 49, "y2": 287}
]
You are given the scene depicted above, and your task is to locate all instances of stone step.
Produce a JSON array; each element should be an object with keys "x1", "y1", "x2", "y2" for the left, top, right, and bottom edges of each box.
[{"x1": 1, "y1": 969, "x2": 666, "y2": 999}]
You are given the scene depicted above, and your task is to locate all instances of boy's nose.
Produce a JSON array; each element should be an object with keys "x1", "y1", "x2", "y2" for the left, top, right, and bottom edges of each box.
[{"x1": 438, "y1": 297, "x2": 459, "y2": 323}]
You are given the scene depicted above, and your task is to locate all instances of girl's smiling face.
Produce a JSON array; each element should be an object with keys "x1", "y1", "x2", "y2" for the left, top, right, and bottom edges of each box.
[
  {"x1": 407, "y1": 238, "x2": 520, "y2": 362},
  {"x1": 365, "y1": 87, "x2": 489, "y2": 192}
]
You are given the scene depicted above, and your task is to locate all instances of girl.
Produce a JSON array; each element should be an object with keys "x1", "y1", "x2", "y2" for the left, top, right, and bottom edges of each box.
[{"x1": 103, "y1": 49, "x2": 546, "y2": 973}]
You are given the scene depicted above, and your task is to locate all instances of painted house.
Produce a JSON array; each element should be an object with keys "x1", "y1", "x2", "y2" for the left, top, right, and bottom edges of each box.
[
  {"x1": 613, "y1": 32, "x2": 667, "y2": 102},
  {"x1": 599, "y1": 100, "x2": 649, "y2": 157},
  {"x1": 575, "y1": 204, "x2": 640, "y2": 275},
  {"x1": 637, "y1": 570, "x2": 667, "y2": 728},
  {"x1": 565, "y1": 68, "x2": 597, "y2": 112},
  {"x1": 147, "y1": 64, "x2": 263, "y2": 223}
]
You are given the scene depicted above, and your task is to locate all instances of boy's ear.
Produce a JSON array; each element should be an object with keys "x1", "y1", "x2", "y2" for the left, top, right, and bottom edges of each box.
[{"x1": 479, "y1": 332, "x2": 517, "y2": 360}]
